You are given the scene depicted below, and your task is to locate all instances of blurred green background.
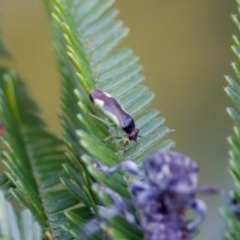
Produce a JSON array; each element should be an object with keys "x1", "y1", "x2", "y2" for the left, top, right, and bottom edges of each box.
[{"x1": 0, "y1": 0, "x2": 237, "y2": 239}]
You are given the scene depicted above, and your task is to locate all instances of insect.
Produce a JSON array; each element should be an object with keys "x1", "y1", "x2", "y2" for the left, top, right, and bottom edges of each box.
[
  {"x1": 94, "y1": 151, "x2": 227, "y2": 240},
  {"x1": 89, "y1": 89, "x2": 140, "y2": 143}
]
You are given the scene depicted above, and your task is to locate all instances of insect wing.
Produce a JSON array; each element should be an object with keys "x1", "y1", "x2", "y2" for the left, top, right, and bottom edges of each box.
[
  {"x1": 103, "y1": 96, "x2": 133, "y2": 130},
  {"x1": 90, "y1": 90, "x2": 132, "y2": 129}
]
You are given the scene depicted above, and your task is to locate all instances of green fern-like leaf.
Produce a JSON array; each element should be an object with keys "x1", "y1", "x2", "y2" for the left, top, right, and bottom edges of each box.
[
  {"x1": 47, "y1": 0, "x2": 174, "y2": 238},
  {"x1": 0, "y1": 69, "x2": 80, "y2": 239},
  {"x1": 0, "y1": 0, "x2": 175, "y2": 238},
  {"x1": 0, "y1": 191, "x2": 43, "y2": 240},
  {"x1": 0, "y1": 173, "x2": 14, "y2": 199},
  {"x1": 224, "y1": 5, "x2": 240, "y2": 240},
  {"x1": 52, "y1": 0, "x2": 174, "y2": 164}
]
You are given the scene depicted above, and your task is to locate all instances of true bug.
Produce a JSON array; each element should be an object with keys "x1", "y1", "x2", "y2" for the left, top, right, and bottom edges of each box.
[
  {"x1": 89, "y1": 89, "x2": 140, "y2": 142},
  {"x1": 94, "y1": 151, "x2": 228, "y2": 240}
]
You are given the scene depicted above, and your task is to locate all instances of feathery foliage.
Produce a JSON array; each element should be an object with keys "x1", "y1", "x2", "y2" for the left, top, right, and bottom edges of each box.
[
  {"x1": 47, "y1": 0, "x2": 174, "y2": 238},
  {"x1": 0, "y1": 0, "x2": 174, "y2": 239},
  {"x1": 0, "y1": 69, "x2": 81, "y2": 239},
  {"x1": 2, "y1": 0, "x2": 240, "y2": 239},
  {"x1": 0, "y1": 191, "x2": 42, "y2": 240},
  {"x1": 224, "y1": 1, "x2": 240, "y2": 239}
]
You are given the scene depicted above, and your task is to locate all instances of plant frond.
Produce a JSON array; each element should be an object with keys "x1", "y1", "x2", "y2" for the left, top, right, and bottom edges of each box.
[
  {"x1": 52, "y1": 0, "x2": 174, "y2": 164},
  {"x1": 0, "y1": 191, "x2": 43, "y2": 240},
  {"x1": 0, "y1": 173, "x2": 14, "y2": 199},
  {"x1": 0, "y1": 70, "x2": 80, "y2": 239},
  {"x1": 47, "y1": 0, "x2": 174, "y2": 238},
  {"x1": 224, "y1": 4, "x2": 240, "y2": 239}
]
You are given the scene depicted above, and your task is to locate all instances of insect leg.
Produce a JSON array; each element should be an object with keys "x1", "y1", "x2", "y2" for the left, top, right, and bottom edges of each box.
[
  {"x1": 133, "y1": 140, "x2": 139, "y2": 153},
  {"x1": 117, "y1": 135, "x2": 137, "y2": 155},
  {"x1": 102, "y1": 135, "x2": 115, "y2": 142},
  {"x1": 187, "y1": 199, "x2": 207, "y2": 231},
  {"x1": 89, "y1": 113, "x2": 121, "y2": 143},
  {"x1": 116, "y1": 139, "x2": 128, "y2": 154},
  {"x1": 89, "y1": 113, "x2": 111, "y2": 126}
]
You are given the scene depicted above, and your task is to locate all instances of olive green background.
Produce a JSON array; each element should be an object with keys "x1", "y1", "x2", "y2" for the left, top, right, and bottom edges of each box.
[{"x1": 0, "y1": 0, "x2": 237, "y2": 239}]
